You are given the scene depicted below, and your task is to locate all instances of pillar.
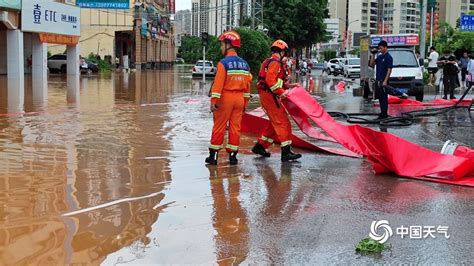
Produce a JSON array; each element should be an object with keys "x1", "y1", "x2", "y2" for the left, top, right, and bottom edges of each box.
[
  {"x1": 7, "y1": 29, "x2": 24, "y2": 112},
  {"x1": 32, "y1": 34, "x2": 48, "y2": 102},
  {"x1": 66, "y1": 44, "x2": 80, "y2": 102}
]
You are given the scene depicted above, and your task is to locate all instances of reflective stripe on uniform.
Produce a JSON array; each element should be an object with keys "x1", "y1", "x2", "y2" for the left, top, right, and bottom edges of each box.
[
  {"x1": 243, "y1": 93, "x2": 251, "y2": 98},
  {"x1": 209, "y1": 144, "x2": 223, "y2": 150},
  {"x1": 281, "y1": 140, "x2": 292, "y2": 147},
  {"x1": 226, "y1": 144, "x2": 239, "y2": 151},
  {"x1": 260, "y1": 136, "x2": 274, "y2": 143},
  {"x1": 270, "y1": 79, "x2": 284, "y2": 91},
  {"x1": 211, "y1": 92, "x2": 221, "y2": 98},
  {"x1": 227, "y1": 70, "x2": 251, "y2": 76}
]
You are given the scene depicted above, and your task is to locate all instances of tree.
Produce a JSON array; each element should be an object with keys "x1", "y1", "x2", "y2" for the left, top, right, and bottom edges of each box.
[
  {"x1": 179, "y1": 36, "x2": 203, "y2": 63},
  {"x1": 263, "y1": 0, "x2": 329, "y2": 49},
  {"x1": 206, "y1": 27, "x2": 271, "y2": 76}
]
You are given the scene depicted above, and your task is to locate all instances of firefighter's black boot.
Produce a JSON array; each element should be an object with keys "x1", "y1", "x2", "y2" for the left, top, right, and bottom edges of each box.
[
  {"x1": 252, "y1": 143, "x2": 271, "y2": 157},
  {"x1": 281, "y1": 145, "x2": 301, "y2": 162},
  {"x1": 205, "y1": 149, "x2": 218, "y2": 165},
  {"x1": 229, "y1": 151, "x2": 238, "y2": 165}
]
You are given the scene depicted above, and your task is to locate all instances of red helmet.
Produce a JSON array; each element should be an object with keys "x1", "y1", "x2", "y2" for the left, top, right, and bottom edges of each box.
[
  {"x1": 219, "y1": 31, "x2": 241, "y2": 48},
  {"x1": 271, "y1": 40, "x2": 288, "y2": 50}
]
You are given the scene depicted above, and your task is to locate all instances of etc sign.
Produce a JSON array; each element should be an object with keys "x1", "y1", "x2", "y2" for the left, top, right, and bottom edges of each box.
[{"x1": 22, "y1": 1, "x2": 81, "y2": 36}]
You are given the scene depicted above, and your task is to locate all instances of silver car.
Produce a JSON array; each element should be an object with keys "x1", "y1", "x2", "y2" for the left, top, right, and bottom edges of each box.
[{"x1": 192, "y1": 60, "x2": 216, "y2": 77}]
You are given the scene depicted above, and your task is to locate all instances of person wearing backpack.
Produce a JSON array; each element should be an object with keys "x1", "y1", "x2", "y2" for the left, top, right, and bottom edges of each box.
[{"x1": 251, "y1": 40, "x2": 302, "y2": 162}]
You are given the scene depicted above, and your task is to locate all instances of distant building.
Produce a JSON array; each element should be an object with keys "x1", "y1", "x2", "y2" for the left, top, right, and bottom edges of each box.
[{"x1": 175, "y1": 10, "x2": 192, "y2": 35}]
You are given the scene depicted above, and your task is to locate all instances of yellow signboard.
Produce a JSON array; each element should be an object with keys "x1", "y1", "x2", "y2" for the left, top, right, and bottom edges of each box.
[{"x1": 360, "y1": 39, "x2": 369, "y2": 52}]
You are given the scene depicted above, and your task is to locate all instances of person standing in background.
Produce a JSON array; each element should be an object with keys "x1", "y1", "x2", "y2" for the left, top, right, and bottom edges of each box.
[
  {"x1": 427, "y1": 47, "x2": 439, "y2": 86},
  {"x1": 459, "y1": 51, "x2": 470, "y2": 89}
]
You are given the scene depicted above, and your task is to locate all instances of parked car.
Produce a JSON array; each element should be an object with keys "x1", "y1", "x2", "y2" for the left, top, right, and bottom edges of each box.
[
  {"x1": 85, "y1": 59, "x2": 99, "y2": 73},
  {"x1": 342, "y1": 57, "x2": 361, "y2": 78},
  {"x1": 192, "y1": 60, "x2": 216, "y2": 77},
  {"x1": 47, "y1": 54, "x2": 89, "y2": 74},
  {"x1": 326, "y1": 58, "x2": 344, "y2": 75},
  {"x1": 175, "y1": 58, "x2": 185, "y2": 64}
]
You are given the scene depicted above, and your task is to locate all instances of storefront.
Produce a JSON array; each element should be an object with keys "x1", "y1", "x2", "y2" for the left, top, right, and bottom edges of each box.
[{"x1": 1, "y1": 0, "x2": 81, "y2": 112}]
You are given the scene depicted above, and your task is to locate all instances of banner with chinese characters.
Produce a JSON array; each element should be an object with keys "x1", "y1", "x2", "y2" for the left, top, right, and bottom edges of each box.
[
  {"x1": 0, "y1": 0, "x2": 21, "y2": 10},
  {"x1": 22, "y1": 1, "x2": 80, "y2": 36},
  {"x1": 169, "y1": 0, "x2": 175, "y2": 14},
  {"x1": 76, "y1": 0, "x2": 129, "y2": 9}
]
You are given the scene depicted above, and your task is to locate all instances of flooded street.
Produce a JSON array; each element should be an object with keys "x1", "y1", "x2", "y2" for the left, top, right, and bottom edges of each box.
[{"x1": 1, "y1": 67, "x2": 473, "y2": 264}]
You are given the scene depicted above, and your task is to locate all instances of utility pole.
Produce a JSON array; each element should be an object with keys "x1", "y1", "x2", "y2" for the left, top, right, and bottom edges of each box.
[
  {"x1": 430, "y1": 6, "x2": 434, "y2": 48},
  {"x1": 420, "y1": 0, "x2": 428, "y2": 59}
]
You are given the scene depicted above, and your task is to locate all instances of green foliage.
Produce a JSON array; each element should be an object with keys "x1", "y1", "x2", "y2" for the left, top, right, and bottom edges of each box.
[
  {"x1": 179, "y1": 36, "x2": 205, "y2": 64},
  {"x1": 323, "y1": 49, "x2": 337, "y2": 61},
  {"x1": 355, "y1": 238, "x2": 391, "y2": 254},
  {"x1": 264, "y1": 0, "x2": 329, "y2": 49},
  {"x1": 47, "y1": 51, "x2": 52, "y2": 58},
  {"x1": 87, "y1": 52, "x2": 112, "y2": 72},
  {"x1": 206, "y1": 27, "x2": 271, "y2": 76},
  {"x1": 434, "y1": 22, "x2": 474, "y2": 53}
]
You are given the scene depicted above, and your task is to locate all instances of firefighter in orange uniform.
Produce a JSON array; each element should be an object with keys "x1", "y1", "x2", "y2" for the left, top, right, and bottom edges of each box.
[
  {"x1": 251, "y1": 40, "x2": 302, "y2": 162},
  {"x1": 205, "y1": 31, "x2": 252, "y2": 165}
]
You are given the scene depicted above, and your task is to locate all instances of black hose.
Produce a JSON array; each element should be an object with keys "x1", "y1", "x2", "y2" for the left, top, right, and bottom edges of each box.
[{"x1": 329, "y1": 86, "x2": 473, "y2": 127}]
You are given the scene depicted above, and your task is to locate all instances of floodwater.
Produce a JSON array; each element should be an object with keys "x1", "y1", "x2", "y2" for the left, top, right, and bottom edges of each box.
[{"x1": 0, "y1": 68, "x2": 473, "y2": 265}]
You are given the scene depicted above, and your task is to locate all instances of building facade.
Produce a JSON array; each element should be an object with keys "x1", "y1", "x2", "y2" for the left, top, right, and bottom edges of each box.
[
  {"x1": 49, "y1": 0, "x2": 175, "y2": 69},
  {"x1": 174, "y1": 9, "x2": 192, "y2": 35},
  {"x1": 191, "y1": 0, "x2": 252, "y2": 37}
]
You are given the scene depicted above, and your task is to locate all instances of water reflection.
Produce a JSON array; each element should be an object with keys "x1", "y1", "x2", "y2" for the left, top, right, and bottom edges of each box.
[
  {"x1": 208, "y1": 166, "x2": 249, "y2": 265},
  {"x1": 0, "y1": 70, "x2": 175, "y2": 264}
]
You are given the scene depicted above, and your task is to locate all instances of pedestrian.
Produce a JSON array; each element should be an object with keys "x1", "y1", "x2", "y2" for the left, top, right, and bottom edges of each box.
[
  {"x1": 205, "y1": 31, "x2": 252, "y2": 165},
  {"x1": 437, "y1": 49, "x2": 458, "y2": 99},
  {"x1": 251, "y1": 40, "x2": 302, "y2": 162},
  {"x1": 466, "y1": 54, "x2": 474, "y2": 88},
  {"x1": 427, "y1": 46, "x2": 439, "y2": 86},
  {"x1": 459, "y1": 51, "x2": 470, "y2": 88},
  {"x1": 369, "y1": 41, "x2": 394, "y2": 119}
]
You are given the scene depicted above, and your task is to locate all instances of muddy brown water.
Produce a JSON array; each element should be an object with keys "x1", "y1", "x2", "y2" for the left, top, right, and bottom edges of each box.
[{"x1": 0, "y1": 68, "x2": 473, "y2": 264}]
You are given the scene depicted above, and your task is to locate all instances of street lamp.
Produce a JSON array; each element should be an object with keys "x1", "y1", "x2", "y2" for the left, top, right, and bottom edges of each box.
[{"x1": 339, "y1": 18, "x2": 359, "y2": 56}]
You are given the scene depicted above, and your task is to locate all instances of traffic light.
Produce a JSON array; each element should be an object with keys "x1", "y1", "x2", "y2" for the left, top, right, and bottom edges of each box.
[{"x1": 201, "y1": 32, "x2": 209, "y2": 47}]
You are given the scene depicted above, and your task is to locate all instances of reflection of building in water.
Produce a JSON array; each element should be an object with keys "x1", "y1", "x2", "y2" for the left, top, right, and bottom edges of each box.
[
  {"x1": 0, "y1": 73, "x2": 174, "y2": 264},
  {"x1": 208, "y1": 166, "x2": 249, "y2": 265},
  {"x1": 114, "y1": 71, "x2": 175, "y2": 105}
]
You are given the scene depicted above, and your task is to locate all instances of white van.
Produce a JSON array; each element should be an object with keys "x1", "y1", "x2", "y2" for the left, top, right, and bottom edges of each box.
[{"x1": 360, "y1": 34, "x2": 424, "y2": 101}]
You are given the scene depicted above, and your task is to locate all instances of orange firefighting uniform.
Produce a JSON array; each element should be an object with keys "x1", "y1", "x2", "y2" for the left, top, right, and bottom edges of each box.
[
  {"x1": 209, "y1": 51, "x2": 252, "y2": 152},
  {"x1": 257, "y1": 54, "x2": 292, "y2": 148}
]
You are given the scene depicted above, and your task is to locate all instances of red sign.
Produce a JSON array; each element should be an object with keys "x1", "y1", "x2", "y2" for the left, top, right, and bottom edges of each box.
[
  {"x1": 406, "y1": 35, "x2": 419, "y2": 45},
  {"x1": 169, "y1": 0, "x2": 175, "y2": 14}
]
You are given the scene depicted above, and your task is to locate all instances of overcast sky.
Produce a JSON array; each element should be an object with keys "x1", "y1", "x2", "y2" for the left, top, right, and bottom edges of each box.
[{"x1": 176, "y1": 0, "x2": 191, "y2": 11}]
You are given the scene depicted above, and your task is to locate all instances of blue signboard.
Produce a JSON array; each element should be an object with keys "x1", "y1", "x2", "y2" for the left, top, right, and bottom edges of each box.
[
  {"x1": 76, "y1": 0, "x2": 129, "y2": 9},
  {"x1": 460, "y1": 15, "x2": 474, "y2": 32}
]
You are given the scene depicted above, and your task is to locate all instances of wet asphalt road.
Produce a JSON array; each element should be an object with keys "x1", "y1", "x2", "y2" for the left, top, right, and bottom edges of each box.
[{"x1": 0, "y1": 67, "x2": 473, "y2": 265}]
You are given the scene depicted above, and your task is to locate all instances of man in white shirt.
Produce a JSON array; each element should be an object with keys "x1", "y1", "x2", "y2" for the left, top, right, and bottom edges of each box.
[{"x1": 427, "y1": 46, "x2": 439, "y2": 86}]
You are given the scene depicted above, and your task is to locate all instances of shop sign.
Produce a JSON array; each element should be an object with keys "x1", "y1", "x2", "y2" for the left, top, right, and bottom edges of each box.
[
  {"x1": 76, "y1": 0, "x2": 129, "y2": 9},
  {"x1": 22, "y1": 1, "x2": 80, "y2": 36}
]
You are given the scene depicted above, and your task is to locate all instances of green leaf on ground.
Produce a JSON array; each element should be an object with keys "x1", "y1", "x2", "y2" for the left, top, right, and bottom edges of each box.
[{"x1": 355, "y1": 238, "x2": 390, "y2": 254}]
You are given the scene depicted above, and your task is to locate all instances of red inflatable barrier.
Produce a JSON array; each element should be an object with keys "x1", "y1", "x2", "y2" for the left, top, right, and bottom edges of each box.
[
  {"x1": 386, "y1": 95, "x2": 473, "y2": 107},
  {"x1": 242, "y1": 109, "x2": 360, "y2": 158},
  {"x1": 279, "y1": 87, "x2": 474, "y2": 187}
]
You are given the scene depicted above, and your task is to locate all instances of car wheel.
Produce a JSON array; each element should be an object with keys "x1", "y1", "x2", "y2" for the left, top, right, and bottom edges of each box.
[{"x1": 61, "y1": 65, "x2": 67, "y2": 74}]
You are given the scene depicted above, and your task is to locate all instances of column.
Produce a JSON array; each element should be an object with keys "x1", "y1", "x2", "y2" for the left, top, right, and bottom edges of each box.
[
  {"x1": 7, "y1": 29, "x2": 24, "y2": 112},
  {"x1": 67, "y1": 44, "x2": 80, "y2": 103},
  {"x1": 32, "y1": 34, "x2": 48, "y2": 102}
]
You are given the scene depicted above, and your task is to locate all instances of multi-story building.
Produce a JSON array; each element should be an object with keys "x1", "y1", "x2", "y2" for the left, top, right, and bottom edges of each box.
[
  {"x1": 48, "y1": 0, "x2": 175, "y2": 70},
  {"x1": 175, "y1": 10, "x2": 192, "y2": 35},
  {"x1": 383, "y1": 0, "x2": 421, "y2": 34},
  {"x1": 191, "y1": 0, "x2": 253, "y2": 36},
  {"x1": 191, "y1": 0, "x2": 210, "y2": 36},
  {"x1": 438, "y1": 0, "x2": 473, "y2": 28}
]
